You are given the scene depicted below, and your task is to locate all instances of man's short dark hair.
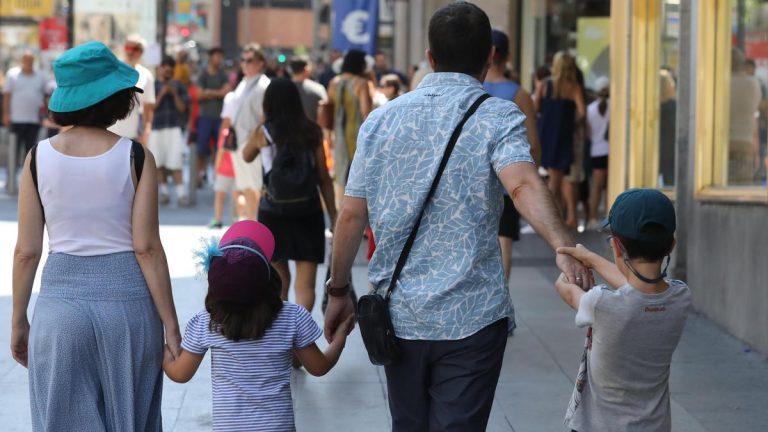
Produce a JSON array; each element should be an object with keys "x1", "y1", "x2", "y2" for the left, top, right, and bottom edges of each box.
[
  {"x1": 49, "y1": 88, "x2": 139, "y2": 128},
  {"x1": 209, "y1": 47, "x2": 224, "y2": 57},
  {"x1": 428, "y1": 2, "x2": 492, "y2": 76},
  {"x1": 341, "y1": 49, "x2": 367, "y2": 75},
  {"x1": 288, "y1": 55, "x2": 309, "y2": 76},
  {"x1": 614, "y1": 225, "x2": 675, "y2": 262},
  {"x1": 745, "y1": 58, "x2": 757, "y2": 68},
  {"x1": 161, "y1": 55, "x2": 175, "y2": 67}
]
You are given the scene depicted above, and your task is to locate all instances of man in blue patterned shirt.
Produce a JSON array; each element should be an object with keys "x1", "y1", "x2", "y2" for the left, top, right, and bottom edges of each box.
[{"x1": 325, "y1": 3, "x2": 592, "y2": 430}]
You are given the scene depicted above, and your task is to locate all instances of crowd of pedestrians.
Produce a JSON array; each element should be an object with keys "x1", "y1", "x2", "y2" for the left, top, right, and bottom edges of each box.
[{"x1": 9, "y1": 2, "x2": 694, "y2": 431}]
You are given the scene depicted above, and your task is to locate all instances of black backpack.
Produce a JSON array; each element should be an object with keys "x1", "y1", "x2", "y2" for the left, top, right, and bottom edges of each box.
[{"x1": 261, "y1": 127, "x2": 320, "y2": 216}]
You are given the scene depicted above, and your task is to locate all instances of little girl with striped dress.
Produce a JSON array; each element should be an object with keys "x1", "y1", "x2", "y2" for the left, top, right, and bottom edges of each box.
[{"x1": 162, "y1": 220, "x2": 354, "y2": 431}]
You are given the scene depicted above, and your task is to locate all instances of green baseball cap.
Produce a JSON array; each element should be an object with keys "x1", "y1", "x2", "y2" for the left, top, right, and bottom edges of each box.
[
  {"x1": 48, "y1": 41, "x2": 143, "y2": 113},
  {"x1": 602, "y1": 188, "x2": 676, "y2": 242}
]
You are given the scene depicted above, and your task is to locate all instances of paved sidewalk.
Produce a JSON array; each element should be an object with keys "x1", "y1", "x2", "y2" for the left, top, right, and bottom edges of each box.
[{"x1": 0, "y1": 186, "x2": 766, "y2": 431}]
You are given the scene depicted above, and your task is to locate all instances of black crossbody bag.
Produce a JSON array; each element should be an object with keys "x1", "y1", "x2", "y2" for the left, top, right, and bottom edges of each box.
[{"x1": 356, "y1": 93, "x2": 491, "y2": 366}]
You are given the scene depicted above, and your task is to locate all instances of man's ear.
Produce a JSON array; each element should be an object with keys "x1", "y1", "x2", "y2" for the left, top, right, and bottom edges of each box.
[{"x1": 426, "y1": 49, "x2": 435, "y2": 71}]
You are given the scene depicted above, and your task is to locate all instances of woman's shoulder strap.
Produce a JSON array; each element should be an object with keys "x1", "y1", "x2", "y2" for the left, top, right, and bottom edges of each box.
[
  {"x1": 30, "y1": 142, "x2": 45, "y2": 222},
  {"x1": 130, "y1": 139, "x2": 145, "y2": 183}
]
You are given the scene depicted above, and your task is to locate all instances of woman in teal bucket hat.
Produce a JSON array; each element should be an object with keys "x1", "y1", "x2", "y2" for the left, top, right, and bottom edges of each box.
[{"x1": 11, "y1": 41, "x2": 181, "y2": 431}]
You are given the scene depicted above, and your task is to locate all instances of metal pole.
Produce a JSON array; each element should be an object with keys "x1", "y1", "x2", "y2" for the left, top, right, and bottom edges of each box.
[
  {"x1": 6, "y1": 132, "x2": 18, "y2": 195},
  {"x1": 187, "y1": 142, "x2": 197, "y2": 206},
  {"x1": 160, "y1": 0, "x2": 169, "y2": 56},
  {"x1": 244, "y1": 0, "x2": 251, "y2": 43},
  {"x1": 393, "y1": 0, "x2": 409, "y2": 73},
  {"x1": 407, "y1": 0, "x2": 424, "y2": 70},
  {"x1": 312, "y1": 0, "x2": 322, "y2": 60},
  {"x1": 67, "y1": 0, "x2": 74, "y2": 48}
]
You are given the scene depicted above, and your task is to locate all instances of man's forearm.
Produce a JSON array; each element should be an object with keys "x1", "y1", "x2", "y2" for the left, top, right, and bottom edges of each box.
[
  {"x1": 512, "y1": 174, "x2": 573, "y2": 250},
  {"x1": 330, "y1": 200, "x2": 368, "y2": 285}
]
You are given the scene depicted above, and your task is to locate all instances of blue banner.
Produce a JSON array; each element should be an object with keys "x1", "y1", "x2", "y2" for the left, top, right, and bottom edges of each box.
[{"x1": 333, "y1": 0, "x2": 378, "y2": 55}]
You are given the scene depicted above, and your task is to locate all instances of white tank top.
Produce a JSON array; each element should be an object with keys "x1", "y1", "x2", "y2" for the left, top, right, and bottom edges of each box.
[
  {"x1": 587, "y1": 100, "x2": 610, "y2": 157},
  {"x1": 37, "y1": 137, "x2": 135, "y2": 256}
]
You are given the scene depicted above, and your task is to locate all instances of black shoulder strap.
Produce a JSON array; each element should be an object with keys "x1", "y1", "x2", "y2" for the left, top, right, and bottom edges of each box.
[
  {"x1": 131, "y1": 139, "x2": 145, "y2": 183},
  {"x1": 384, "y1": 93, "x2": 491, "y2": 300},
  {"x1": 30, "y1": 143, "x2": 45, "y2": 223}
]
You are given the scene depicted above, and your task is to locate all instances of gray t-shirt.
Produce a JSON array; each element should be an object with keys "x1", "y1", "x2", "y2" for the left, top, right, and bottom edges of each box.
[
  {"x1": 2, "y1": 68, "x2": 47, "y2": 124},
  {"x1": 294, "y1": 78, "x2": 327, "y2": 122},
  {"x1": 197, "y1": 69, "x2": 228, "y2": 119},
  {"x1": 565, "y1": 280, "x2": 691, "y2": 432}
]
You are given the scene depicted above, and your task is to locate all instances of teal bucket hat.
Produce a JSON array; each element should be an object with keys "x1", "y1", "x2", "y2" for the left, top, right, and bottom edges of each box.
[{"x1": 48, "y1": 41, "x2": 143, "y2": 113}]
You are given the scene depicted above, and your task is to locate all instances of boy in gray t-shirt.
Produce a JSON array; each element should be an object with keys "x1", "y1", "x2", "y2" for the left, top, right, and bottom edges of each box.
[{"x1": 554, "y1": 189, "x2": 691, "y2": 432}]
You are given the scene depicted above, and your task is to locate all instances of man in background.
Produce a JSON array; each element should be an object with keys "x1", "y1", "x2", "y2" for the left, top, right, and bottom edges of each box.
[
  {"x1": 289, "y1": 55, "x2": 327, "y2": 123},
  {"x1": 109, "y1": 34, "x2": 155, "y2": 144},
  {"x1": 2, "y1": 51, "x2": 47, "y2": 158},
  {"x1": 150, "y1": 56, "x2": 189, "y2": 206},
  {"x1": 231, "y1": 43, "x2": 270, "y2": 220},
  {"x1": 196, "y1": 47, "x2": 232, "y2": 186}
]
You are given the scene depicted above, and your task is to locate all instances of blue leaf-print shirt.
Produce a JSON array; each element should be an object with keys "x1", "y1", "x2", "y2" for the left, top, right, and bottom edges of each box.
[{"x1": 345, "y1": 72, "x2": 534, "y2": 340}]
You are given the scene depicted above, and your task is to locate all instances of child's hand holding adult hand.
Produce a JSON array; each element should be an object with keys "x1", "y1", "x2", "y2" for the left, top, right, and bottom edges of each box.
[
  {"x1": 557, "y1": 243, "x2": 595, "y2": 268},
  {"x1": 162, "y1": 345, "x2": 176, "y2": 366},
  {"x1": 333, "y1": 314, "x2": 355, "y2": 344},
  {"x1": 165, "y1": 326, "x2": 182, "y2": 360}
]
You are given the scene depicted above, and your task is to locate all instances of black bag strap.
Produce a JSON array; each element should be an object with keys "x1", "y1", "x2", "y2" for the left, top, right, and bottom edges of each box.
[
  {"x1": 383, "y1": 93, "x2": 491, "y2": 300},
  {"x1": 30, "y1": 143, "x2": 44, "y2": 222},
  {"x1": 31, "y1": 139, "x2": 145, "y2": 223},
  {"x1": 131, "y1": 139, "x2": 145, "y2": 183}
]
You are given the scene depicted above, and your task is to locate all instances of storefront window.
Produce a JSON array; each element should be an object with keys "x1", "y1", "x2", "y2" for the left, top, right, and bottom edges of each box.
[
  {"x1": 728, "y1": 0, "x2": 768, "y2": 187},
  {"x1": 658, "y1": 0, "x2": 680, "y2": 188}
]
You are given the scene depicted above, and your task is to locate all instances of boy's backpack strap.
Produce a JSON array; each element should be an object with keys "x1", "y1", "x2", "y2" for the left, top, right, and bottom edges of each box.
[
  {"x1": 130, "y1": 139, "x2": 145, "y2": 183},
  {"x1": 30, "y1": 143, "x2": 45, "y2": 223}
]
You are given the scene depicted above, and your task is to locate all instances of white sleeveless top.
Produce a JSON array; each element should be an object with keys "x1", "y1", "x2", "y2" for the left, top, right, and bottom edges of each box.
[
  {"x1": 37, "y1": 137, "x2": 135, "y2": 256},
  {"x1": 587, "y1": 99, "x2": 610, "y2": 157}
]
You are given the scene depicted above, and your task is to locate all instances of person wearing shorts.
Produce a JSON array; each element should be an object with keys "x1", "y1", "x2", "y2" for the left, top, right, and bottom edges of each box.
[
  {"x1": 196, "y1": 48, "x2": 231, "y2": 186},
  {"x1": 209, "y1": 128, "x2": 239, "y2": 229},
  {"x1": 150, "y1": 56, "x2": 189, "y2": 205},
  {"x1": 585, "y1": 78, "x2": 610, "y2": 231}
]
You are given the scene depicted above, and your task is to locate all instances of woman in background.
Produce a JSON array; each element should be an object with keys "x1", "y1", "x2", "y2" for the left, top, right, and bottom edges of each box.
[{"x1": 535, "y1": 52, "x2": 586, "y2": 229}]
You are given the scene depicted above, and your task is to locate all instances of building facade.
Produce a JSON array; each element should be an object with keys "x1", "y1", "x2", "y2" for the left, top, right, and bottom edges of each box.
[
  {"x1": 391, "y1": 0, "x2": 768, "y2": 354},
  {"x1": 610, "y1": 0, "x2": 768, "y2": 354}
]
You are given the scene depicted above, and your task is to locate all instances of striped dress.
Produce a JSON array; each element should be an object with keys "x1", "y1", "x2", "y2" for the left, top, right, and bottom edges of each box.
[{"x1": 181, "y1": 302, "x2": 322, "y2": 431}]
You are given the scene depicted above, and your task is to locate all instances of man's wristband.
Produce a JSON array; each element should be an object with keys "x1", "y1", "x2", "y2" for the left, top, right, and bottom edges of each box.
[{"x1": 325, "y1": 279, "x2": 351, "y2": 297}]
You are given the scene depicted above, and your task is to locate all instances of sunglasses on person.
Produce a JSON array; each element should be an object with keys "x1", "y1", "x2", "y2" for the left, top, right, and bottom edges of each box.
[
  {"x1": 240, "y1": 57, "x2": 256, "y2": 64},
  {"x1": 124, "y1": 44, "x2": 142, "y2": 53}
]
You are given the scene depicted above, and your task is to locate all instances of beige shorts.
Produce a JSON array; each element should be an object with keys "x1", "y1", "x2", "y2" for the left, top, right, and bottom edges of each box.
[
  {"x1": 214, "y1": 174, "x2": 236, "y2": 192},
  {"x1": 148, "y1": 127, "x2": 185, "y2": 170},
  {"x1": 232, "y1": 147, "x2": 262, "y2": 191}
]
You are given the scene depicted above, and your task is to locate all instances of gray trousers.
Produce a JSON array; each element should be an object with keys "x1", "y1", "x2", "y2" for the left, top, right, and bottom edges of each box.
[
  {"x1": 28, "y1": 252, "x2": 164, "y2": 432},
  {"x1": 384, "y1": 319, "x2": 508, "y2": 432}
]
